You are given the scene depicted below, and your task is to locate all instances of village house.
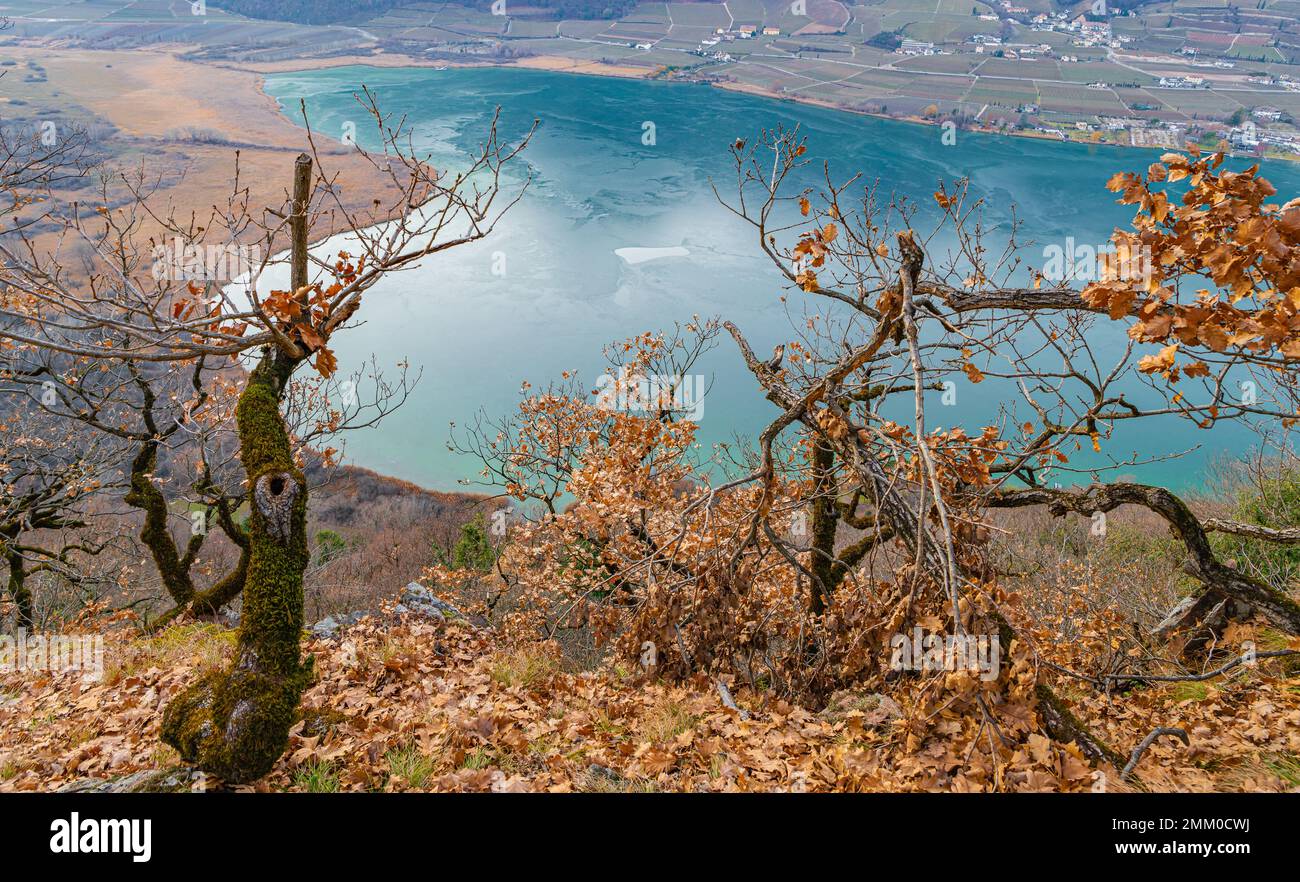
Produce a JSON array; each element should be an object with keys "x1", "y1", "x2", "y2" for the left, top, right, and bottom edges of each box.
[
  {"x1": 1230, "y1": 126, "x2": 1261, "y2": 150},
  {"x1": 899, "y1": 39, "x2": 935, "y2": 55},
  {"x1": 1158, "y1": 76, "x2": 1206, "y2": 89}
]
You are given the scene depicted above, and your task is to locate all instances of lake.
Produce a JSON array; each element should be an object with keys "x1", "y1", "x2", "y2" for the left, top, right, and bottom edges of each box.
[{"x1": 262, "y1": 65, "x2": 1300, "y2": 493}]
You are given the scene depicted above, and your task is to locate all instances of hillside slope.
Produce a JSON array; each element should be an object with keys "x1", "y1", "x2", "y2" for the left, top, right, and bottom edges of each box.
[{"x1": 3, "y1": 586, "x2": 1297, "y2": 792}]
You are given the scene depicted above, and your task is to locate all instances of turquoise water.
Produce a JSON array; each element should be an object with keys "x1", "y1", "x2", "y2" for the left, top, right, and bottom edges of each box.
[{"x1": 262, "y1": 65, "x2": 1300, "y2": 493}]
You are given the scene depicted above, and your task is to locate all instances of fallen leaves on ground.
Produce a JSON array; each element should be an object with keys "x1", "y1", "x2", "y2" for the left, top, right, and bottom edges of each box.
[{"x1": 1, "y1": 597, "x2": 1297, "y2": 793}]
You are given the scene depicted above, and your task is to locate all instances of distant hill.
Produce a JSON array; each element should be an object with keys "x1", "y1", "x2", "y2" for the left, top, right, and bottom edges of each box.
[{"x1": 209, "y1": 0, "x2": 639, "y2": 25}]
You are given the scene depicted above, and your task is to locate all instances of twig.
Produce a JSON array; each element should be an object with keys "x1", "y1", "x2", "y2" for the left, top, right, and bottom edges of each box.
[
  {"x1": 715, "y1": 679, "x2": 751, "y2": 720},
  {"x1": 1103, "y1": 649, "x2": 1298, "y2": 684},
  {"x1": 1121, "y1": 726, "x2": 1189, "y2": 780},
  {"x1": 674, "y1": 623, "x2": 693, "y2": 672}
]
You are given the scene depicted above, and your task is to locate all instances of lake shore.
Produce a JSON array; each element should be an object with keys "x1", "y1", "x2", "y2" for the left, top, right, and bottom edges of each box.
[
  {"x1": 227, "y1": 51, "x2": 655, "y2": 80},
  {"x1": 227, "y1": 50, "x2": 1300, "y2": 166},
  {"x1": 17, "y1": 45, "x2": 1289, "y2": 494},
  {"x1": 1, "y1": 46, "x2": 411, "y2": 251}
]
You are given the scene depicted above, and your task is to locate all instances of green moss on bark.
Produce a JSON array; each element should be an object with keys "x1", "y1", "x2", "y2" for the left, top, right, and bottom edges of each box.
[
  {"x1": 5, "y1": 550, "x2": 33, "y2": 631},
  {"x1": 125, "y1": 441, "x2": 199, "y2": 608},
  {"x1": 162, "y1": 354, "x2": 313, "y2": 783},
  {"x1": 188, "y1": 545, "x2": 249, "y2": 620}
]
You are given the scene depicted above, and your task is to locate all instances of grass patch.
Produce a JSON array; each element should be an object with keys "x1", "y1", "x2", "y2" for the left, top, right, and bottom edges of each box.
[
  {"x1": 65, "y1": 723, "x2": 96, "y2": 749},
  {"x1": 291, "y1": 759, "x2": 341, "y2": 793},
  {"x1": 489, "y1": 646, "x2": 560, "y2": 690},
  {"x1": 105, "y1": 622, "x2": 235, "y2": 687},
  {"x1": 461, "y1": 747, "x2": 495, "y2": 770},
  {"x1": 593, "y1": 711, "x2": 625, "y2": 737},
  {"x1": 25, "y1": 712, "x2": 57, "y2": 730},
  {"x1": 638, "y1": 695, "x2": 697, "y2": 744},
  {"x1": 360, "y1": 635, "x2": 421, "y2": 674},
  {"x1": 1172, "y1": 682, "x2": 1209, "y2": 703},
  {"x1": 385, "y1": 743, "x2": 438, "y2": 789},
  {"x1": 1263, "y1": 752, "x2": 1300, "y2": 787},
  {"x1": 578, "y1": 766, "x2": 661, "y2": 793}
]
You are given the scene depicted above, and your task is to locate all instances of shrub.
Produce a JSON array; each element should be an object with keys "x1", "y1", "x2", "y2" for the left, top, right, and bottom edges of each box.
[{"x1": 1213, "y1": 463, "x2": 1300, "y2": 592}]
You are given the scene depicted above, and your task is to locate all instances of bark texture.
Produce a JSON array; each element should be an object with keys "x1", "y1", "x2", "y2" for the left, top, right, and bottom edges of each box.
[
  {"x1": 162, "y1": 154, "x2": 315, "y2": 782},
  {"x1": 161, "y1": 354, "x2": 311, "y2": 782}
]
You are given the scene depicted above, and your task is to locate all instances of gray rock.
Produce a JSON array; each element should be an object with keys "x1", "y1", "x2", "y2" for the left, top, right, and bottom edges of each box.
[
  {"x1": 59, "y1": 767, "x2": 204, "y2": 793},
  {"x1": 586, "y1": 763, "x2": 621, "y2": 781},
  {"x1": 309, "y1": 610, "x2": 367, "y2": 641},
  {"x1": 1151, "y1": 595, "x2": 1211, "y2": 639},
  {"x1": 399, "y1": 582, "x2": 465, "y2": 622},
  {"x1": 307, "y1": 585, "x2": 469, "y2": 640},
  {"x1": 310, "y1": 615, "x2": 341, "y2": 640},
  {"x1": 819, "y1": 690, "x2": 903, "y2": 727}
]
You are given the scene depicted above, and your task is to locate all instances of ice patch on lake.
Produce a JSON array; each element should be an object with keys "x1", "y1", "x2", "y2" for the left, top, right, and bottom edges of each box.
[{"x1": 615, "y1": 246, "x2": 690, "y2": 265}]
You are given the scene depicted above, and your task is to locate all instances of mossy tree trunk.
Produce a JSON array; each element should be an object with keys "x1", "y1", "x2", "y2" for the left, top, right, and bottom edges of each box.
[
  {"x1": 124, "y1": 360, "x2": 251, "y2": 630},
  {"x1": 806, "y1": 437, "x2": 894, "y2": 616},
  {"x1": 5, "y1": 547, "x2": 33, "y2": 632},
  {"x1": 160, "y1": 352, "x2": 311, "y2": 782},
  {"x1": 125, "y1": 439, "x2": 201, "y2": 609},
  {"x1": 808, "y1": 438, "x2": 838, "y2": 615},
  {"x1": 161, "y1": 154, "x2": 315, "y2": 783}
]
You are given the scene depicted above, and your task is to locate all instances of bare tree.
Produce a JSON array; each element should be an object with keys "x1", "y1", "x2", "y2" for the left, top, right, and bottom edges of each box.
[{"x1": 0, "y1": 89, "x2": 535, "y2": 781}]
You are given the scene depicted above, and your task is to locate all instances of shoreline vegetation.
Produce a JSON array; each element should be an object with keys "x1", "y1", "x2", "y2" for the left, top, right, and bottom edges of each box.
[{"x1": 0, "y1": 47, "x2": 477, "y2": 498}]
